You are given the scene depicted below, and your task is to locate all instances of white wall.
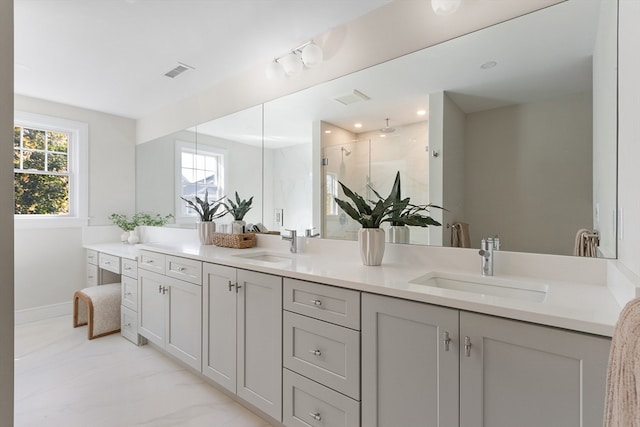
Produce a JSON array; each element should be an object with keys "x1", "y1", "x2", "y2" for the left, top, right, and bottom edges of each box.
[
  {"x1": 13, "y1": 96, "x2": 136, "y2": 317},
  {"x1": 268, "y1": 144, "x2": 313, "y2": 233},
  {"x1": 592, "y1": 0, "x2": 619, "y2": 258},
  {"x1": 0, "y1": 0, "x2": 14, "y2": 423},
  {"x1": 617, "y1": 0, "x2": 640, "y2": 277},
  {"x1": 464, "y1": 92, "x2": 593, "y2": 256}
]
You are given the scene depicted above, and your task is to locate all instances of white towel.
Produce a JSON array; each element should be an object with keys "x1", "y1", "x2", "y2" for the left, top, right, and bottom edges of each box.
[
  {"x1": 604, "y1": 297, "x2": 640, "y2": 427},
  {"x1": 573, "y1": 229, "x2": 599, "y2": 257},
  {"x1": 451, "y1": 222, "x2": 470, "y2": 248}
]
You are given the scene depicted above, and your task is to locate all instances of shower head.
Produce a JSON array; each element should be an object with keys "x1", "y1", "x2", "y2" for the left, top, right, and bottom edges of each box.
[
  {"x1": 341, "y1": 147, "x2": 351, "y2": 156},
  {"x1": 380, "y1": 118, "x2": 395, "y2": 133}
]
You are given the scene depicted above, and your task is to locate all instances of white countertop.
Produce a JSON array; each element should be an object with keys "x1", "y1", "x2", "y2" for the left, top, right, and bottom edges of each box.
[
  {"x1": 118, "y1": 238, "x2": 623, "y2": 338},
  {"x1": 84, "y1": 242, "x2": 139, "y2": 260}
]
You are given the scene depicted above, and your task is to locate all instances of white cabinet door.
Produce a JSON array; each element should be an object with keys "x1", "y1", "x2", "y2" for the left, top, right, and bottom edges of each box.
[
  {"x1": 202, "y1": 263, "x2": 237, "y2": 393},
  {"x1": 138, "y1": 269, "x2": 166, "y2": 347},
  {"x1": 459, "y1": 311, "x2": 611, "y2": 427},
  {"x1": 362, "y1": 293, "x2": 459, "y2": 427},
  {"x1": 166, "y1": 275, "x2": 202, "y2": 371},
  {"x1": 237, "y1": 269, "x2": 282, "y2": 421}
]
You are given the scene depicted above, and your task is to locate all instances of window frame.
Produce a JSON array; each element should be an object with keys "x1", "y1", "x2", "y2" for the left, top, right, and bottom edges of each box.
[
  {"x1": 174, "y1": 140, "x2": 227, "y2": 223},
  {"x1": 13, "y1": 111, "x2": 88, "y2": 229}
]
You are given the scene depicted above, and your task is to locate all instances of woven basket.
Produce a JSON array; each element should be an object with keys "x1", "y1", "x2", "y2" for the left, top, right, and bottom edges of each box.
[{"x1": 211, "y1": 232, "x2": 257, "y2": 249}]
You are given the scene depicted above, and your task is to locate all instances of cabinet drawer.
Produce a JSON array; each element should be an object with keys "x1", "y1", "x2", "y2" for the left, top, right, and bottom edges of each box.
[
  {"x1": 166, "y1": 255, "x2": 202, "y2": 285},
  {"x1": 86, "y1": 249, "x2": 98, "y2": 266},
  {"x1": 122, "y1": 275, "x2": 137, "y2": 310},
  {"x1": 86, "y1": 264, "x2": 98, "y2": 286},
  {"x1": 121, "y1": 305, "x2": 139, "y2": 344},
  {"x1": 283, "y1": 369, "x2": 360, "y2": 427},
  {"x1": 121, "y1": 258, "x2": 138, "y2": 279},
  {"x1": 284, "y1": 311, "x2": 360, "y2": 399},
  {"x1": 284, "y1": 278, "x2": 360, "y2": 329},
  {"x1": 98, "y1": 253, "x2": 121, "y2": 274},
  {"x1": 138, "y1": 250, "x2": 166, "y2": 274}
]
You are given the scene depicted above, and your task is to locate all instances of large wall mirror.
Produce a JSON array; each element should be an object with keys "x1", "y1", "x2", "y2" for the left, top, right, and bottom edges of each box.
[{"x1": 137, "y1": 0, "x2": 617, "y2": 258}]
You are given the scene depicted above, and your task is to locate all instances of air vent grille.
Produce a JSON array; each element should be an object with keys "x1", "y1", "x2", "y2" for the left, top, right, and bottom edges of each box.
[
  {"x1": 334, "y1": 89, "x2": 371, "y2": 106},
  {"x1": 164, "y1": 62, "x2": 194, "y2": 78}
]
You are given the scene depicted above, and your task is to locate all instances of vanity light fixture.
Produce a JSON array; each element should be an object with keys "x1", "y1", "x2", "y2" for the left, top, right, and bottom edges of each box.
[
  {"x1": 417, "y1": 109, "x2": 427, "y2": 116},
  {"x1": 431, "y1": 0, "x2": 462, "y2": 16},
  {"x1": 266, "y1": 40, "x2": 323, "y2": 80}
]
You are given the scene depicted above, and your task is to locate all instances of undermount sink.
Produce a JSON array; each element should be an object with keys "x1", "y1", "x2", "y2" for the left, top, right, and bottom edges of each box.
[
  {"x1": 232, "y1": 251, "x2": 293, "y2": 265},
  {"x1": 409, "y1": 272, "x2": 548, "y2": 303}
]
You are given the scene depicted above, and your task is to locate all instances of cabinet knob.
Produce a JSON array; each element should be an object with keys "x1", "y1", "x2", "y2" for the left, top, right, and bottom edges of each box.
[
  {"x1": 309, "y1": 412, "x2": 322, "y2": 421},
  {"x1": 464, "y1": 336, "x2": 472, "y2": 357},
  {"x1": 125, "y1": 292, "x2": 132, "y2": 296},
  {"x1": 124, "y1": 266, "x2": 131, "y2": 271},
  {"x1": 310, "y1": 299, "x2": 322, "y2": 307},
  {"x1": 309, "y1": 349, "x2": 322, "y2": 357},
  {"x1": 124, "y1": 323, "x2": 131, "y2": 327},
  {"x1": 177, "y1": 266, "x2": 186, "y2": 272},
  {"x1": 443, "y1": 332, "x2": 451, "y2": 352},
  {"x1": 146, "y1": 259, "x2": 154, "y2": 264}
]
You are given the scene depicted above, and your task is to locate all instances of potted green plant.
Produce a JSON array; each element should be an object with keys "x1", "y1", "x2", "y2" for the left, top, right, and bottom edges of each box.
[
  {"x1": 223, "y1": 192, "x2": 253, "y2": 234},
  {"x1": 334, "y1": 171, "x2": 441, "y2": 265},
  {"x1": 180, "y1": 190, "x2": 226, "y2": 244},
  {"x1": 109, "y1": 213, "x2": 139, "y2": 243},
  {"x1": 109, "y1": 212, "x2": 173, "y2": 244}
]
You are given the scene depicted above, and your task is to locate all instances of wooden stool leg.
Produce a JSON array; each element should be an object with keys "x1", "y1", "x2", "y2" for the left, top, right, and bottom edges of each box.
[{"x1": 73, "y1": 291, "x2": 88, "y2": 328}]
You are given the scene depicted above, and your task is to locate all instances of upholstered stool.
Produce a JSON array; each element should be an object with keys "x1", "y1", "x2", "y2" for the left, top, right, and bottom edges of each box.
[{"x1": 73, "y1": 283, "x2": 122, "y2": 340}]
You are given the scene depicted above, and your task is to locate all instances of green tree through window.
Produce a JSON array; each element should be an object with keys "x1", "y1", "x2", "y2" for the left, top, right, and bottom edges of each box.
[{"x1": 14, "y1": 125, "x2": 70, "y2": 215}]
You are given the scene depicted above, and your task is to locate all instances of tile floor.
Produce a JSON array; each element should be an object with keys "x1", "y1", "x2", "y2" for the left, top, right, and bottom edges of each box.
[{"x1": 14, "y1": 315, "x2": 273, "y2": 427}]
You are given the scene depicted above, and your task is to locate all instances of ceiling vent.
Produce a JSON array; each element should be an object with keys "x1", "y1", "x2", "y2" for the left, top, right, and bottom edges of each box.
[
  {"x1": 334, "y1": 89, "x2": 371, "y2": 106},
  {"x1": 164, "y1": 62, "x2": 195, "y2": 78}
]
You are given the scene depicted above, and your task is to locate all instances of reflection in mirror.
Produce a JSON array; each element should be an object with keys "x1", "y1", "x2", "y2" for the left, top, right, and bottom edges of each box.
[
  {"x1": 136, "y1": 105, "x2": 264, "y2": 228},
  {"x1": 261, "y1": 0, "x2": 617, "y2": 258}
]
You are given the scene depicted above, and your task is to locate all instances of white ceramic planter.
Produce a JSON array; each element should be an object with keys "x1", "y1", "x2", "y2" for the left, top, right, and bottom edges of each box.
[
  {"x1": 388, "y1": 225, "x2": 410, "y2": 244},
  {"x1": 359, "y1": 228, "x2": 386, "y2": 266},
  {"x1": 198, "y1": 221, "x2": 216, "y2": 245}
]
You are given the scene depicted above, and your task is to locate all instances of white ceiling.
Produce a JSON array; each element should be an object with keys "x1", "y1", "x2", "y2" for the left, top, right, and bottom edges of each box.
[{"x1": 14, "y1": 0, "x2": 392, "y2": 119}]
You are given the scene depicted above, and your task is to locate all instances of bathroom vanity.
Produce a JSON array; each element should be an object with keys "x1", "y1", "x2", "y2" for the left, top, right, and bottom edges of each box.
[{"x1": 84, "y1": 233, "x2": 621, "y2": 427}]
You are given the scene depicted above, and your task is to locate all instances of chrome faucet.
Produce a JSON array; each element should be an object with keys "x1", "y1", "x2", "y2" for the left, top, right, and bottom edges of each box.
[
  {"x1": 305, "y1": 227, "x2": 320, "y2": 238},
  {"x1": 282, "y1": 229, "x2": 298, "y2": 253},
  {"x1": 478, "y1": 237, "x2": 499, "y2": 276}
]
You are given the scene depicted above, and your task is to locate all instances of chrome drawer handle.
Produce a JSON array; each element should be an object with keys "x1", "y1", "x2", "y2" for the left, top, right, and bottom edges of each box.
[
  {"x1": 124, "y1": 266, "x2": 131, "y2": 271},
  {"x1": 145, "y1": 260, "x2": 154, "y2": 264},
  {"x1": 125, "y1": 292, "x2": 132, "y2": 296},
  {"x1": 443, "y1": 332, "x2": 451, "y2": 352},
  {"x1": 310, "y1": 299, "x2": 322, "y2": 306},
  {"x1": 125, "y1": 323, "x2": 132, "y2": 327},
  {"x1": 177, "y1": 266, "x2": 186, "y2": 272},
  {"x1": 464, "y1": 336, "x2": 472, "y2": 357},
  {"x1": 309, "y1": 349, "x2": 322, "y2": 357},
  {"x1": 104, "y1": 261, "x2": 111, "y2": 265},
  {"x1": 309, "y1": 412, "x2": 322, "y2": 421}
]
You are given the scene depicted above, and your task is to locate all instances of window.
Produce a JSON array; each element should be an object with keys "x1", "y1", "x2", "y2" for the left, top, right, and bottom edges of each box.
[
  {"x1": 175, "y1": 141, "x2": 226, "y2": 220},
  {"x1": 14, "y1": 112, "x2": 88, "y2": 228},
  {"x1": 325, "y1": 173, "x2": 339, "y2": 216}
]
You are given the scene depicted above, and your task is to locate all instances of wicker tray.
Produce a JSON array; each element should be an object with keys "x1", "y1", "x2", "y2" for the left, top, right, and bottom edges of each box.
[{"x1": 211, "y1": 232, "x2": 256, "y2": 249}]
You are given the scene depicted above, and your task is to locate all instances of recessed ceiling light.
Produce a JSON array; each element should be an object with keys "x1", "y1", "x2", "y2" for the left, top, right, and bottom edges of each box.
[
  {"x1": 480, "y1": 61, "x2": 497, "y2": 70},
  {"x1": 354, "y1": 123, "x2": 362, "y2": 128},
  {"x1": 417, "y1": 110, "x2": 426, "y2": 116},
  {"x1": 324, "y1": 130, "x2": 332, "y2": 134}
]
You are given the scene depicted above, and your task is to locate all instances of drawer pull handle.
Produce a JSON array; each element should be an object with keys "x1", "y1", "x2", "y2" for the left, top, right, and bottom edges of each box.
[
  {"x1": 146, "y1": 260, "x2": 154, "y2": 264},
  {"x1": 443, "y1": 332, "x2": 451, "y2": 352},
  {"x1": 104, "y1": 261, "x2": 111, "y2": 265},
  {"x1": 464, "y1": 336, "x2": 472, "y2": 357},
  {"x1": 309, "y1": 349, "x2": 322, "y2": 357},
  {"x1": 125, "y1": 323, "x2": 131, "y2": 327},
  {"x1": 177, "y1": 266, "x2": 186, "y2": 272},
  {"x1": 88, "y1": 275, "x2": 94, "y2": 279},
  {"x1": 310, "y1": 299, "x2": 322, "y2": 307},
  {"x1": 309, "y1": 412, "x2": 322, "y2": 421},
  {"x1": 124, "y1": 266, "x2": 131, "y2": 271},
  {"x1": 125, "y1": 292, "x2": 132, "y2": 296}
]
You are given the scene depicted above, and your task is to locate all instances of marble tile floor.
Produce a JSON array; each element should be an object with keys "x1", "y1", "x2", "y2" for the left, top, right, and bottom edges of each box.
[{"x1": 15, "y1": 315, "x2": 273, "y2": 427}]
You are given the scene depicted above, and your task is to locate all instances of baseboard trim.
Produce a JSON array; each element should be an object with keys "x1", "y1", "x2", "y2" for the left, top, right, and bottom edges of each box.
[{"x1": 15, "y1": 301, "x2": 72, "y2": 325}]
